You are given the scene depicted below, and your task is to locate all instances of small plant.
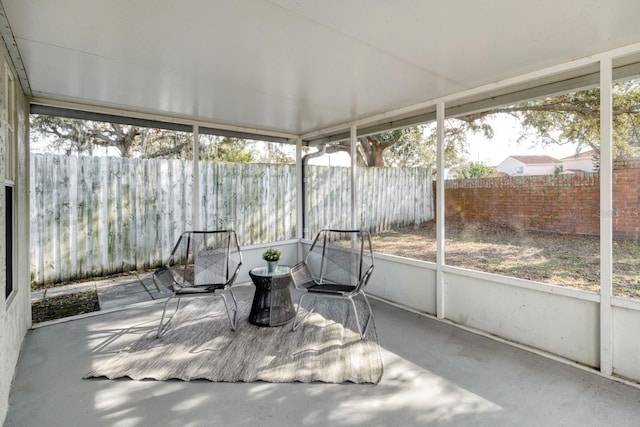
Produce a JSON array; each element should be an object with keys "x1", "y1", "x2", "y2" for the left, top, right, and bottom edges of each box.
[{"x1": 262, "y1": 248, "x2": 281, "y2": 262}]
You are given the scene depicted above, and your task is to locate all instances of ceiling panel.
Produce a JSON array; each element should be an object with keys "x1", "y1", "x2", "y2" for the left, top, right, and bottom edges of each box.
[
  {"x1": 269, "y1": 0, "x2": 640, "y2": 87},
  {"x1": 3, "y1": 0, "x2": 640, "y2": 137}
]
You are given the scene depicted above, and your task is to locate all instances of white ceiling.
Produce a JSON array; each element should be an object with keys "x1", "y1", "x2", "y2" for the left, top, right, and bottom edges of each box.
[{"x1": 4, "y1": 0, "x2": 640, "y2": 138}]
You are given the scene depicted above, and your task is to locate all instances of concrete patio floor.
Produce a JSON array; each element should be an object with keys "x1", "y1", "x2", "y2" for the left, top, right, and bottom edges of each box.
[{"x1": 7, "y1": 284, "x2": 640, "y2": 427}]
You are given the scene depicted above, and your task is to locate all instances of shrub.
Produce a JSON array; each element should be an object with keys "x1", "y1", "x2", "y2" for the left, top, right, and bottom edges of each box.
[{"x1": 262, "y1": 248, "x2": 281, "y2": 262}]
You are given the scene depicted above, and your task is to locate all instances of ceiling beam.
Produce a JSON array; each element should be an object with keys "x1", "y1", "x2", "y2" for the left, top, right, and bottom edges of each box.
[
  {"x1": 0, "y1": 2, "x2": 30, "y2": 95},
  {"x1": 30, "y1": 100, "x2": 297, "y2": 144}
]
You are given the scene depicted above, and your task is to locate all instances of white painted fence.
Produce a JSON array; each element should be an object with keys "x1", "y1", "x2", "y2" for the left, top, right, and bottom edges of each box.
[{"x1": 30, "y1": 154, "x2": 433, "y2": 285}]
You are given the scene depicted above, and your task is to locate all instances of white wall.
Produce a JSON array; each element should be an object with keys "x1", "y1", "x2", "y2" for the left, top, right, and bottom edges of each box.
[
  {"x1": 497, "y1": 157, "x2": 559, "y2": 176},
  {"x1": 443, "y1": 268, "x2": 600, "y2": 366},
  {"x1": 238, "y1": 241, "x2": 298, "y2": 284},
  {"x1": 496, "y1": 157, "x2": 525, "y2": 176},
  {"x1": 366, "y1": 257, "x2": 640, "y2": 385},
  {"x1": 525, "y1": 163, "x2": 558, "y2": 175},
  {"x1": 367, "y1": 254, "x2": 437, "y2": 315},
  {"x1": 0, "y1": 35, "x2": 30, "y2": 425},
  {"x1": 369, "y1": 260, "x2": 605, "y2": 366},
  {"x1": 563, "y1": 156, "x2": 595, "y2": 172},
  {"x1": 612, "y1": 301, "x2": 640, "y2": 380}
]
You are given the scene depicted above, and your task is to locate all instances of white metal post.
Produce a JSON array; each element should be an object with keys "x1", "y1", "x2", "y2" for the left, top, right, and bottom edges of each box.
[
  {"x1": 436, "y1": 102, "x2": 446, "y2": 319},
  {"x1": 350, "y1": 124, "x2": 358, "y2": 230},
  {"x1": 599, "y1": 58, "x2": 613, "y2": 376},
  {"x1": 193, "y1": 125, "x2": 200, "y2": 230},
  {"x1": 295, "y1": 137, "x2": 303, "y2": 260}
]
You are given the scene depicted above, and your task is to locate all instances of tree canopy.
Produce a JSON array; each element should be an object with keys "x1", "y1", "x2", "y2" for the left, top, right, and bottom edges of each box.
[
  {"x1": 30, "y1": 78, "x2": 640, "y2": 168},
  {"x1": 323, "y1": 121, "x2": 482, "y2": 169},
  {"x1": 30, "y1": 115, "x2": 295, "y2": 163},
  {"x1": 453, "y1": 162, "x2": 500, "y2": 179},
  {"x1": 455, "y1": 80, "x2": 640, "y2": 159},
  {"x1": 324, "y1": 78, "x2": 640, "y2": 168}
]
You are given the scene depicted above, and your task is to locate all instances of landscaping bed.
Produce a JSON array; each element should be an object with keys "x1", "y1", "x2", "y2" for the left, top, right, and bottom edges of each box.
[{"x1": 31, "y1": 291, "x2": 99, "y2": 323}]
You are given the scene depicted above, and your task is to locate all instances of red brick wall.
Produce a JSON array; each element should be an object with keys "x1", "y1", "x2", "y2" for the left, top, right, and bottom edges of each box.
[
  {"x1": 612, "y1": 158, "x2": 640, "y2": 241},
  {"x1": 435, "y1": 159, "x2": 640, "y2": 240}
]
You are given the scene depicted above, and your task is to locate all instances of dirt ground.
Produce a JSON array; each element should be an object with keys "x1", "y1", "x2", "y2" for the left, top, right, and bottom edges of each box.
[
  {"x1": 31, "y1": 290, "x2": 99, "y2": 323},
  {"x1": 371, "y1": 220, "x2": 640, "y2": 298}
]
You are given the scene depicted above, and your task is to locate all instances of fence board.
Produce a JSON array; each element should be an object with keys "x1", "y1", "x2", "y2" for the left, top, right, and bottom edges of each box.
[
  {"x1": 97, "y1": 156, "x2": 108, "y2": 277},
  {"x1": 76, "y1": 157, "x2": 88, "y2": 278},
  {"x1": 30, "y1": 154, "x2": 433, "y2": 285},
  {"x1": 43, "y1": 155, "x2": 55, "y2": 284},
  {"x1": 68, "y1": 156, "x2": 78, "y2": 280},
  {"x1": 57, "y1": 155, "x2": 70, "y2": 282}
]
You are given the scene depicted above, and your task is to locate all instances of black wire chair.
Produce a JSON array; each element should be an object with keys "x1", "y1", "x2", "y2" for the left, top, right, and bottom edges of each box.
[
  {"x1": 290, "y1": 229, "x2": 375, "y2": 339},
  {"x1": 153, "y1": 230, "x2": 243, "y2": 338}
]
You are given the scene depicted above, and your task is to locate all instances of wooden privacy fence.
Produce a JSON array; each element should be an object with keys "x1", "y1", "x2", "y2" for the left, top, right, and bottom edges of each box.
[
  {"x1": 305, "y1": 165, "x2": 434, "y2": 236},
  {"x1": 30, "y1": 154, "x2": 434, "y2": 286}
]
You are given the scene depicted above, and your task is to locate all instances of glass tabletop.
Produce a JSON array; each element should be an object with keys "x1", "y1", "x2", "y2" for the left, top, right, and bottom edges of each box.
[{"x1": 250, "y1": 265, "x2": 291, "y2": 278}]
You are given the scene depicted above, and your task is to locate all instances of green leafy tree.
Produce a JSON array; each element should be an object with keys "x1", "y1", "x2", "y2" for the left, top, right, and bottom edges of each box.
[
  {"x1": 324, "y1": 133, "x2": 400, "y2": 167},
  {"x1": 30, "y1": 115, "x2": 263, "y2": 162},
  {"x1": 31, "y1": 115, "x2": 195, "y2": 158},
  {"x1": 199, "y1": 136, "x2": 256, "y2": 163},
  {"x1": 454, "y1": 162, "x2": 499, "y2": 179},
  {"x1": 383, "y1": 127, "x2": 436, "y2": 167},
  {"x1": 325, "y1": 122, "x2": 484, "y2": 169},
  {"x1": 138, "y1": 128, "x2": 193, "y2": 159},
  {"x1": 463, "y1": 80, "x2": 640, "y2": 159},
  {"x1": 253, "y1": 141, "x2": 295, "y2": 164},
  {"x1": 31, "y1": 115, "x2": 142, "y2": 157}
]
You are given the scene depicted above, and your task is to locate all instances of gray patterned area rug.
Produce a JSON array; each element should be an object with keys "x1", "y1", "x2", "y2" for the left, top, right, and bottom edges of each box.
[{"x1": 84, "y1": 295, "x2": 383, "y2": 384}]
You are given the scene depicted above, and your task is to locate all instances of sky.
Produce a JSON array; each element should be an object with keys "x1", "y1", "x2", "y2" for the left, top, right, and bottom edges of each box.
[{"x1": 464, "y1": 115, "x2": 579, "y2": 166}]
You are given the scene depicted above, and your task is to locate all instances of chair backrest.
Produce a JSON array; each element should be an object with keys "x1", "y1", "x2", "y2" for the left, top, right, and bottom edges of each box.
[
  {"x1": 290, "y1": 261, "x2": 317, "y2": 290},
  {"x1": 167, "y1": 230, "x2": 243, "y2": 288},
  {"x1": 305, "y1": 229, "x2": 374, "y2": 292}
]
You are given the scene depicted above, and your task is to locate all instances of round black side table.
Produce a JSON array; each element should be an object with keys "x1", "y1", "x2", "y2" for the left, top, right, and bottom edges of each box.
[{"x1": 248, "y1": 265, "x2": 295, "y2": 327}]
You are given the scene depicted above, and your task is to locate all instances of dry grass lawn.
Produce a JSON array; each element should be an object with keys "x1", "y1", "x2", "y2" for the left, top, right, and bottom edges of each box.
[{"x1": 371, "y1": 220, "x2": 640, "y2": 298}]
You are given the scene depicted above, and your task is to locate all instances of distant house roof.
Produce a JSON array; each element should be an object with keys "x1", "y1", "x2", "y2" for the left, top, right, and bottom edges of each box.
[
  {"x1": 509, "y1": 155, "x2": 560, "y2": 164},
  {"x1": 561, "y1": 150, "x2": 596, "y2": 160}
]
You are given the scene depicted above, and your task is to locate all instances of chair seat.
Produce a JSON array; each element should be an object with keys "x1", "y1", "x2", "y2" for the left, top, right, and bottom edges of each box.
[
  {"x1": 296, "y1": 280, "x2": 317, "y2": 290},
  {"x1": 173, "y1": 284, "x2": 226, "y2": 294},
  {"x1": 307, "y1": 283, "x2": 357, "y2": 295},
  {"x1": 154, "y1": 266, "x2": 227, "y2": 295}
]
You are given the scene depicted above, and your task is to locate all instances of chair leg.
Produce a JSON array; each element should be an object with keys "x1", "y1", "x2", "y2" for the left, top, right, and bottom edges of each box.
[
  {"x1": 349, "y1": 292, "x2": 374, "y2": 339},
  {"x1": 360, "y1": 291, "x2": 374, "y2": 338},
  {"x1": 292, "y1": 293, "x2": 317, "y2": 332},
  {"x1": 157, "y1": 295, "x2": 181, "y2": 338},
  {"x1": 220, "y1": 289, "x2": 239, "y2": 331}
]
